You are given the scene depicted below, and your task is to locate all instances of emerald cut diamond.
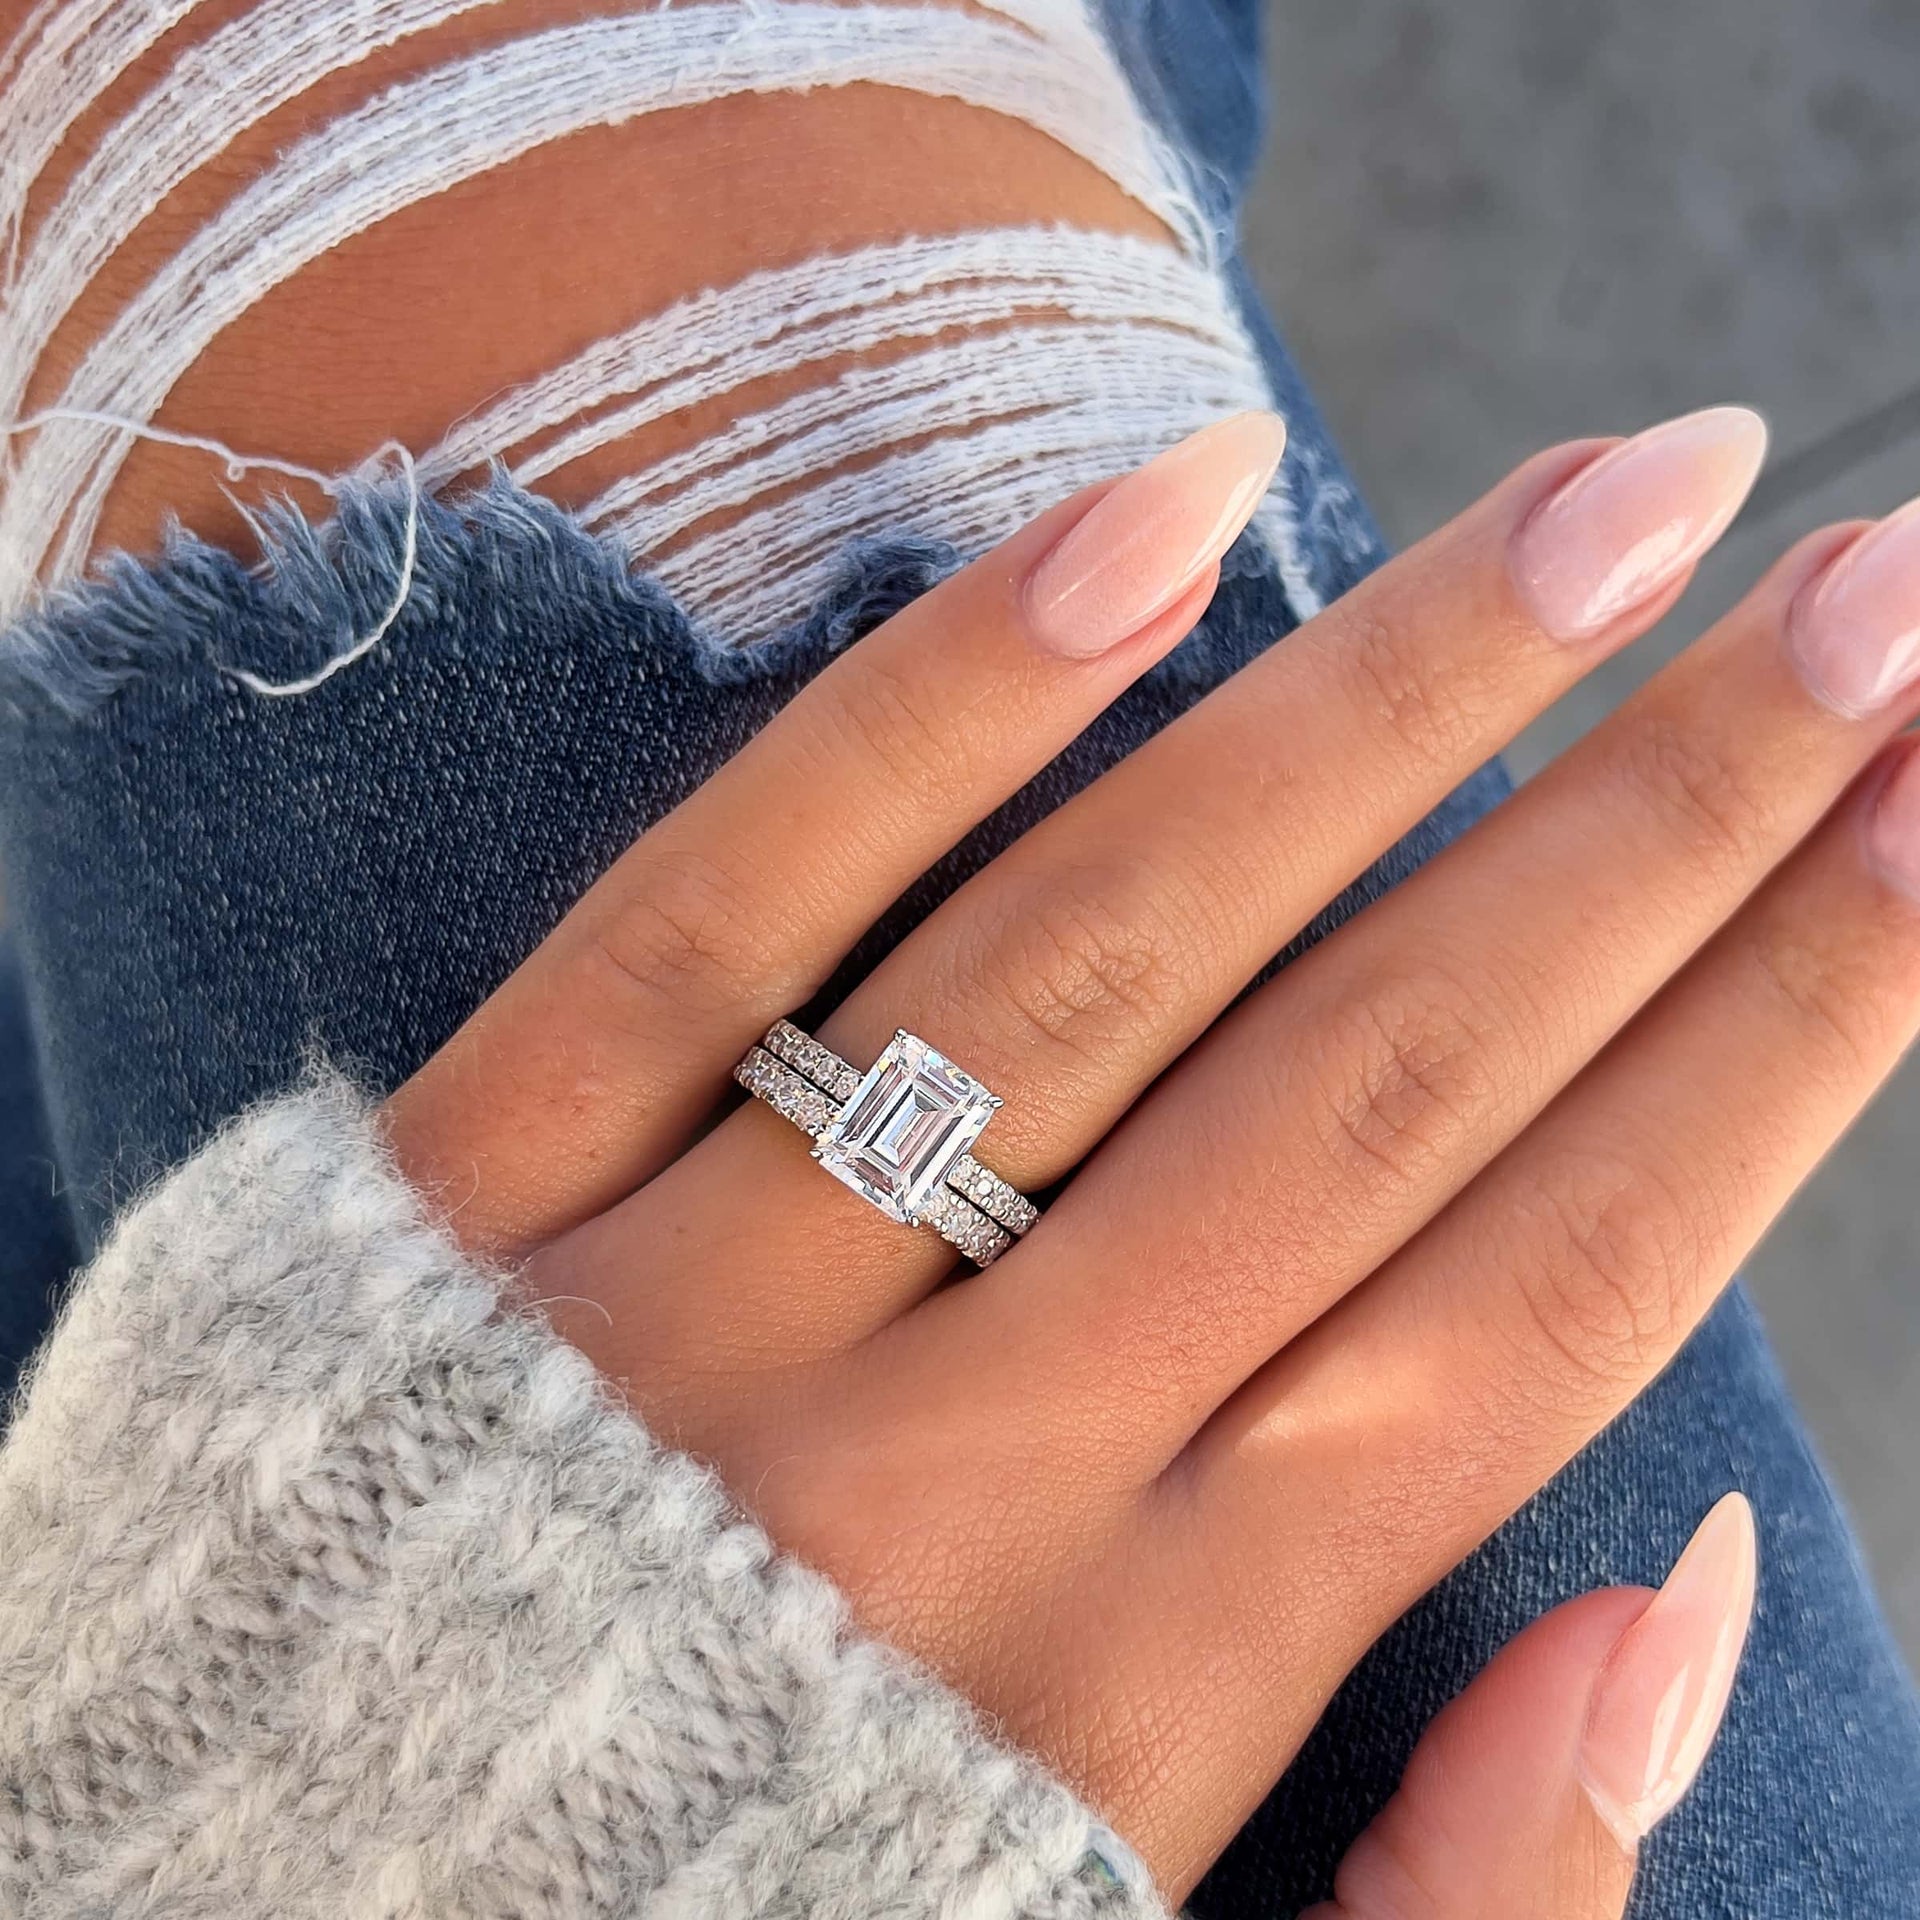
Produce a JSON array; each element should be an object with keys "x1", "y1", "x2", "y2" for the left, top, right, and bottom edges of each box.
[{"x1": 812, "y1": 1030, "x2": 1002, "y2": 1226}]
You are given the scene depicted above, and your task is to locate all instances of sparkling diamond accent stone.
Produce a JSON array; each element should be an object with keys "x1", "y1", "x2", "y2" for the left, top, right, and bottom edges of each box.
[
  {"x1": 812, "y1": 1030, "x2": 1002, "y2": 1226},
  {"x1": 918, "y1": 1185, "x2": 1012, "y2": 1266},
  {"x1": 948, "y1": 1152, "x2": 1039, "y2": 1234},
  {"x1": 732, "y1": 1047, "x2": 835, "y2": 1135},
  {"x1": 763, "y1": 1019, "x2": 862, "y2": 1102}
]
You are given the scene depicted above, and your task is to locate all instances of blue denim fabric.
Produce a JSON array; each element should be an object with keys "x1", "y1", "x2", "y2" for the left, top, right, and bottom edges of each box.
[
  {"x1": 0, "y1": 936, "x2": 76, "y2": 1367},
  {"x1": 0, "y1": 3, "x2": 1916, "y2": 1913}
]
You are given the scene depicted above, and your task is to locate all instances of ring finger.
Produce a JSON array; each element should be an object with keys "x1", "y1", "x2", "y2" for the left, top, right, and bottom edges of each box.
[{"x1": 385, "y1": 410, "x2": 1285, "y2": 1254}]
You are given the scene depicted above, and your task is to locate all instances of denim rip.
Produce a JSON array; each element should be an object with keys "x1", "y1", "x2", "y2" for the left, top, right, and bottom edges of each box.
[{"x1": 0, "y1": 0, "x2": 1226, "y2": 611}]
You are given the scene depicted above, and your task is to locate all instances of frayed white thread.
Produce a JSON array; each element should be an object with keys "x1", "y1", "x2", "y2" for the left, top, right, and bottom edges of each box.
[
  {"x1": 413, "y1": 224, "x2": 1318, "y2": 633},
  {"x1": 0, "y1": 0, "x2": 1209, "y2": 610},
  {"x1": 0, "y1": 408, "x2": 342, "y2": 492},
  {"x1": 0, "y1": 5, "x2": 1319, "y2": 635},
  {"x1": 0, "y1": 0, "x2": 61, "y2": 94},
  {"x1": 653, "y1": 404, "x2": 1274, "y2": 641},
  {"x1": 0, "y1": 411, "x2": 422, "y2": 695},
  {"x1": 1255, "y1": 491, "x2": 1322, "y2": 621},
  {"x1": 0, "y1": 1, "x2": 204, "y2": 278},
  {"x1": 225, "y1": 443, "x2": 421, "y2": 699},
  {"x1": 0, "y1": 0, "x2": 513, "y2": 439},
  {"x1": 591, "y1": 321, "x2": 1261, "y2": 547},
  {"x1": 425, "y1": 228, "x2": 1248, "y2": 487}
]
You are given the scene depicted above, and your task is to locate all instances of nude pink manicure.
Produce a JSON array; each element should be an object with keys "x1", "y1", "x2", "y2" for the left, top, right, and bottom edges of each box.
[
  {"x1": 1867, "y1": 744, "x2": 1920, "y2": 902},
  {"x1": 1511, "y1": 407, "x2": 1769, "y2": 641},
  {"x1": 1023, "y1": 411, "x2": 1288, "y2": 658},
  {"x1": 1579, "y1": 1493, "x2": 1758, "y2": 1848},
  {"x1": 1789, "y1": 498, "x2": 1920, "y2": 718}
]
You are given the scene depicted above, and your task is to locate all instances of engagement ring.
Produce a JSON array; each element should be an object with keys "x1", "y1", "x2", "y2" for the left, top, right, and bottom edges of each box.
[{"x1": 733, "y1": 1019, "x2": 1039, "y2": 1267}]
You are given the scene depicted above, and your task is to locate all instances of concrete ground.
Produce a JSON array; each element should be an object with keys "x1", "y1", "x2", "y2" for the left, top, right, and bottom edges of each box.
[{"x1": 1239, "y1": 0, "x2": 1920, "y2": 1660}]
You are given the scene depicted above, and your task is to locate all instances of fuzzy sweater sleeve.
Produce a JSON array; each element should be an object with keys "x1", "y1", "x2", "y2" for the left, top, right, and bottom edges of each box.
[{"x1": 0, "y1": 1085, "x2": 1163, "y2": 1920}]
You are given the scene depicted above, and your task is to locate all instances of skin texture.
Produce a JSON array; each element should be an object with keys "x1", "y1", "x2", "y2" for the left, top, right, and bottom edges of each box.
[{"x1": 4, "y1": 0, "x2": 1165, "y2": 563}]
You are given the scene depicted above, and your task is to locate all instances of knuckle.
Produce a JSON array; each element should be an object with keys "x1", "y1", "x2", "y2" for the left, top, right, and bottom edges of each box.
[
  {"x1": 973, "y1": 875, "x2": 1193, "y2": 1071},
  {"x1": 1303, "y1": 973, "x2": 1492, "y2": 1189},
  {"x1": 590, "y1": 847, "x2": 774, "y2": 1022},
  {"x1": 824, "y1": 651, "x2": 971, "y2": 808},
  {"x1": 1617, "y1": 718, "x2": 1776, "y2": 877},
  {"x1": 1343, "y1": 613, "x2": 1484, "y2": 772},
  {"x1": 1741, "y1": 915, "x2": 1891, "y2": 1091},
  {"x1": 1511, "y1": 1150, "x2": 1692, "y2": 1394}
]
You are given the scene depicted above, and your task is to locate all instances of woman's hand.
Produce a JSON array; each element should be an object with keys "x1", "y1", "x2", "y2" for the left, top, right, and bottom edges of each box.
[{"x1": 385, "y1": 405, "x2": 1919, "y2": 1904}]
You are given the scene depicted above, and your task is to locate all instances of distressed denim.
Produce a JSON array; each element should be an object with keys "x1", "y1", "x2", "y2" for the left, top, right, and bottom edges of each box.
[{"x1": 1, "y1": 1, "x2": 1917, "y2": 1912}]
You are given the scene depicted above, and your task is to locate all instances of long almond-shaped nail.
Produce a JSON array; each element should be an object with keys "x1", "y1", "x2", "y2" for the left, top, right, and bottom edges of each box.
[
  {"x1": 1580, "y1": 1492, "x2": 1757, "y2": 1848},
  {"x1": 1512, "y1": 407, "x2": 1768, "y2": 641},
  {"x1": 1024, "y1": 411, "x2": 1288, "y2": 658},
  {"x1": 1790, "y1": 498, "x2": 1920, "y2": 717},
  {"x1": 1867, "y1": 742, "x2": 1920, "y2": 901}
]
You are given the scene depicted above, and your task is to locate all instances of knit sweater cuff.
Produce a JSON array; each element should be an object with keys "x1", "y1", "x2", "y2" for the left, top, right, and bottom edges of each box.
[{"x1": 0, "y1": 1084, "x2": 1164, "y2": 1919}]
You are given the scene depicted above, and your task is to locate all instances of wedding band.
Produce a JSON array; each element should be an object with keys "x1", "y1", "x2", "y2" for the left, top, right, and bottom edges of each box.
[{"x1": 732, "y1": 1019, "x2": 1040, "y2": 1267}]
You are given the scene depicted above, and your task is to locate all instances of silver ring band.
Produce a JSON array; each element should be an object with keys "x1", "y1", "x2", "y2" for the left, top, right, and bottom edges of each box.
[
  {"x1": 758, "y1": 1020, "x2": 1040, "y2": 1233},
  {"x1": 732, "y1": 1020, "x2": 1039, "y2": 1267}
]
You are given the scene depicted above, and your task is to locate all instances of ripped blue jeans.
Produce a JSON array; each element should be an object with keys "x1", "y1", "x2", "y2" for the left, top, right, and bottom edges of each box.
[{"x1": 1, "y1": 3, "x2": 1918, "y2": 1913}]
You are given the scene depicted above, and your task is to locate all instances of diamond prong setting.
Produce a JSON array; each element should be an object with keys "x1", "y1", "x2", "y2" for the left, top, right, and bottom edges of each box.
[
  {"x1": 737, "y1": 1019, "x2": 1035, "y2": 1266},
  {"x1": 812, "y1": 1030, "x2": 1002, "y2": 1226}
]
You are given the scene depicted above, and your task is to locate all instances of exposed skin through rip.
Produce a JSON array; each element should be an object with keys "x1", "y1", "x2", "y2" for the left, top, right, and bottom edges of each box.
[{"x1": 1, "y1": 0, "x2": 1174, "y2": 569}]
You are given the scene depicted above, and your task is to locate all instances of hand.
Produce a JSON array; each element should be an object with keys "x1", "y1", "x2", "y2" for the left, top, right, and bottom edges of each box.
[{"x1": 386, "y1": 405, "x2": 1920, "y2": 1903}]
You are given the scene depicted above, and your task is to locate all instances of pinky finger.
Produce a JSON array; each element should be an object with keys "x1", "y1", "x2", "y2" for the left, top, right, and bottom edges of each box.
[{"x1": 1307, "y1": 1495, "x2": 1756, "y2": 1920}]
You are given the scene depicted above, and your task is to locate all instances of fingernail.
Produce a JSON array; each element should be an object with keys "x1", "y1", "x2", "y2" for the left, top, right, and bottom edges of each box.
[
  {"x1": 1023, "y1": 411, "x2": 1288, "y2": 658},
  {"x1": 1512, "y1": 407, "x2": 1769, "y2": 641},
  {"x1": 1867, "y1": 743, "x2": 1920, "y2": 901},
  {"x1": 1789, "y1": 499, "x2": 1920, "y2": 717},
  {"x1": 1579, "y1": 1492, "x2": 1757, "y2": 1848}
]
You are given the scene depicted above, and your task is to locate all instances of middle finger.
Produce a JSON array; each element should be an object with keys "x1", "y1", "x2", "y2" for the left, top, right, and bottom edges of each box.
[
  {"x1": 961, "y1": 498, "x2": 1920, "y2": 1468},
  {"x1": 558, "y1": 409, "x2": 1767, "y2": 1383}
]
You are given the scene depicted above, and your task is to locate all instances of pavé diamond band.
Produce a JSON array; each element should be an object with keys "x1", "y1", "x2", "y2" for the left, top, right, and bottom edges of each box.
[{"x1": 732, "y1": 1019, "x2": 1039, "y2": 1267}]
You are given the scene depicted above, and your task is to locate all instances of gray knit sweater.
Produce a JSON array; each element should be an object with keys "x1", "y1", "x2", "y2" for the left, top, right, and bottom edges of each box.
[{"x1": 0, "y1": 1086, "x2": 1163, "y2": 1919}]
